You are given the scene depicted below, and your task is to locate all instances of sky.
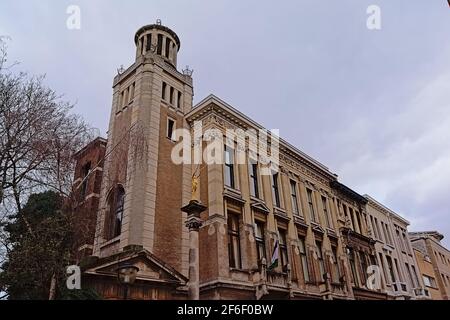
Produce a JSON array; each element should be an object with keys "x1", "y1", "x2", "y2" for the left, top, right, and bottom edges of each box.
[{"x1": 1, "y1": 0, "x2": 449, "y2": 247}]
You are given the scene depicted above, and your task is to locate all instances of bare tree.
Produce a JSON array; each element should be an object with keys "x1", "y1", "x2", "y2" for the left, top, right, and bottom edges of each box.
[{"x1": 0, "y1": 37, "x2": 94, "y2": 299}]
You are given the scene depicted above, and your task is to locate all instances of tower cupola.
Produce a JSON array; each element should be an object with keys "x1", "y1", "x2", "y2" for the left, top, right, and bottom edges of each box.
[{"x1": 134, "y1": 20, "x2": 180, "y2": 68}]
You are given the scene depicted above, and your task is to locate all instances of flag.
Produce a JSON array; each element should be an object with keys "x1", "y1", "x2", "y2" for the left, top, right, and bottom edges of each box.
[{"x1": 268, "y1": 240, "x2": 279, "y2": 270}]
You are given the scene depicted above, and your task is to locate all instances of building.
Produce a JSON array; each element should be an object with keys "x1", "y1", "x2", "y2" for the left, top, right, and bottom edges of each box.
[
  {"x1": 72, "y1": 137, "x2": 107, "y2": 261},
  {"x1": 365, "y1": 196, "x2": 427, "y2": 299},
  {"x1": 74, "y1": 21, "x2": 426, "y2": 300},
  {"x1": 409, "y1": 231, "x2": 450, "y2": 300}
]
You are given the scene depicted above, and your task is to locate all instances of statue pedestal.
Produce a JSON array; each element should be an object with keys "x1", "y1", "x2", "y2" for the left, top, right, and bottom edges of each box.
[{"x1": 181, "y1": 200, "x2": 207, "y2": 300}]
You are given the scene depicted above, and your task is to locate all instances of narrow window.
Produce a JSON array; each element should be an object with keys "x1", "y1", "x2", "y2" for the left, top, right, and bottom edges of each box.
[
  {"x1": 331, "y1": 245, "x2": 340, "y2": 282},
  {"x1": 405, "y1": 263, "x2": 415, "y2": 289},
  {"x1": 170, "y1": 86, "x2": 174, "y2": 105},
  {"x1": 374, "y1": 218, "x2": 381, "y2": 240},
  {"x1": 290, "y1": 180, "x2": 299, "y2": 215},
  {"x1": 299, "y1": 236, "x2": 310, "y2": 282},
  {"x1": 249, "y1": 159, "x2": 259, "y2": 198},
  {"x1": 349, "y1": 248, "x2": 359, "y2": 286},
  {"x1": 322, "y1": 196, "x2": 332, "y2": 228},
  {"x1": 162, "y1": 82, "x2": 167, "y2": 100},
  {"x1": 80, "y1": 162, "x2": 91, "y2": 199},
  {"x1": 140, "y1": 37, "x2": 144, "y2": 54},
  {"x1": 307, "y1": 189, "x2": 316, "y2": 222},
  {"x1": 386, "y1": 256, "x2": 396, "y2": 283},
  {"x1": 123, "y1": 87, "x2": 129, "y2": 106},
  {"x1": 129, "y1": 83, "x2": 135, "y2": 102},
  {"x1": 278, "y1": 229, "x2": 288, "y2": 269},
  {"x1": 370, "y1": 216, "x2": 377, "y2": 239},
  {"x1": 157, "y1": 34, "x2": 163, "y2": 55},
  {"x1": 355, "y1": 211, "x2": 362, "y2": 233},
  {"x1": 167, "y1": 118, "x2": 175, "y2": 140},
  {"x1": 359, "y1": 252, "x2": 368, "y2": 284},
  {"x1": 315, "y1": 240, "x2": 325, "y2": 282},
  {"x1": 146, "y1": 34, "x2": 152, "y2": 52},
  {"x1": 165, "y1": 38, "x2": 171, "y2": 58},
  {"x1": 349, "y1": 207, "x2": 356, "y2": 231},
  {"x1": 113, "y1": 187, "x2": 125, "y2": 238},
  {"x1": 255, "y1": 221, "x2": 266, "y2": 263},
  {"x1": 119, "y1": 92, "x2": 124, "y2": 111},
  {"x1": 224, "y1": 145, "x2": 235, "y2": 189},
  {"x1": 177, "y1": 91, "x2": 182, "y2": 109},
  {"x1": 271, "y1": 172, "x2": 280, "y2": 207},
  {"x1": 227, "y1": 213, "x2": 241, "y2": 269},
  {"x1": 411, "y1": 265, "x2": 419, "y2": 288}
]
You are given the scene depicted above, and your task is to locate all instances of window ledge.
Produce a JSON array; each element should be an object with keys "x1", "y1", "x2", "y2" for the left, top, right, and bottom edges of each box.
[{"x1": 100, "y1": 236, "x2": 120, "y2": 249}]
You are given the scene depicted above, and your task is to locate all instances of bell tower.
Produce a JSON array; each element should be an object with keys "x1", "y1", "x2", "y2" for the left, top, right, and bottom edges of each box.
[
  {"x1": 93, "y1": 20, "x2": 193, "y2": 276},
  {"x1": 135, "y1": 19, "x2": 180, "y2": 68}
]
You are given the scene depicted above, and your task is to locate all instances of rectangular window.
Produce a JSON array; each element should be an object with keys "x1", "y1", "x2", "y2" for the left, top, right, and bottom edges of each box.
[
  {"x1": 255, "y1": 221, "x2": 266, "y2": 263},
  {"x1": 140, "y1": 37, "x2": 144, "y2": 54},
  {"x1": 405, "y1": 263, "x2": 414, "y2": 289},
  {"x1": 124, "y1": 88, "x2": 129, "y2": 106},
  {"x1": 271, "y1": 172, "x2": 281, "y2": 208},
  {"x1": 315, "y1": 240, "x2": 325, "y2": 282},
  {"x1": 249, "y1": 159, "x2": 259, "y2": 198},
  {"x1": 385, "y1": 224, "x2": 393, "y2": 244},
  {"x1": 307, "y1": 189, "x2": 316, "y2": 223},
  {"x1": 165, "y1": 38, "x2": 171, "y2": 58},
  {"x1": 423, "y1": 275, "x2": 436, "y2": 288},
  {"x1": 299, "y1": 236, "x2": 310, "y2": 282},
  {"x1": 146, "y1": 34, "x2": 152, "y2": 52},
  {"x1": 167, "y1": 118, "x2": 175, "y2": 140},
  {"x1": 386, "y1": 256, "x2": 396, "y2": 283},
  {"x1": 130, "y1": 82, "x2": 135, "y2": 102},
  {"x1": 290, "y1": 180, "x2": 300, "y2": 215},
  {"x1": 349, "y1": 207, "x2": 356, "y2": 231},
  {"x1": 162, "y1": 82, "x2": 167, "y2": 100},
  {"x1": 80, "y1": 162, "x2": 91, "y2": 199},
  {"x1": 119, "y1": 92, "x2": 124, "y2": 110},
  {"x1": 355, "y1": 211, "x2": 362, "y2": 233},
  {"x1": 177, "y1": 91, "x2": 182, "y2": 109},
  {"x1": 278, "y1": 229, "x2": 288, "y2": 269},
  {"x1": 170, "y1": 86, "x2": 174, "y2": 104},
  {"x1": 370, "y1": 216, "x2": 378, "y2": 239},
  {"x1": 227, "y1": 213, "x2": 241, "y2": 269},
  {"x1": 331, "y1": 245, "x2": 340, "y2": 282},
  {"x1": 157, "y1": 34, "x2": 163, "y2": 55},
  {"x1": 359, "y1": 252, "x2": 368, "y2": 285},
  {"x1": 349, "y1": 248, "x2": 359, "y2": 286},
  {"x1": 374, "y1": 218, "x2": 381, "y2": 240},
  {"x1": 322, "y1": 196, "x2": 332, "y2": 228},
  {"x1": 411, "y1": 265, "x2": 419, "y2": 288},
  {"x1": 379, "y1": 253, "x2": 388, "y2": 280},
  {"x1": 224, "y1": 145, "x2": 235, "y2": 189}
]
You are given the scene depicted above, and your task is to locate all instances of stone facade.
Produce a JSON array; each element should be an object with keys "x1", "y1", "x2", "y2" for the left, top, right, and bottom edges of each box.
[
  {"x1": 409, "y1": 231, "x2": 450, "y2": 300},
  {"x1": 365, "y1": 196, "x2": 426, "y2": 299},
  {"x1": 75, "y1": 22, "x2": 431, "y2": 300}
]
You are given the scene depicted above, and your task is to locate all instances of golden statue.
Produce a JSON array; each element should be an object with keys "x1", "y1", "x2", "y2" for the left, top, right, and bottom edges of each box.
[{"x1": 191, "y1": 165, "x2": 201, "y2": 201}]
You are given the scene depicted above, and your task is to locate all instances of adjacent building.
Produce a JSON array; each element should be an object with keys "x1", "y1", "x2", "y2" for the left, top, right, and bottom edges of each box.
[
  {"x1": 409, "y1": 231, "x2": 450, "y2": 300},
  {"x1": 71, "y1": 137, "x2": 107, "y2": 261},
  {"x1": 72, "y1": 22, "x2": 430, "y2": 300},
  {"x1": 365, "y1": 196, "x2": 426, "y2": 299}
]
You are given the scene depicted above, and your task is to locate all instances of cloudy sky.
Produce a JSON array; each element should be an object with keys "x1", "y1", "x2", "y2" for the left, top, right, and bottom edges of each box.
[{"x1": 1, "y1": 0, "x2": 449, "y2": 247}]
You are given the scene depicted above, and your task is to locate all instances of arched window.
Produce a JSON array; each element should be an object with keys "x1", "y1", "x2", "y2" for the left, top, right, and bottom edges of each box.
[{"x1": 105, "y1": 185, "x2": 125, "y2": 240}]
